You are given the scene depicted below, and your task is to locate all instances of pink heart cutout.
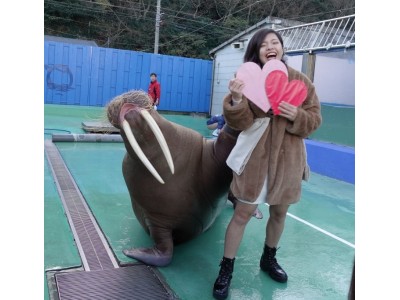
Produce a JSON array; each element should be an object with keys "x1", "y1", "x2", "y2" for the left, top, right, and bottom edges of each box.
[
  {"x1": 236, "y1": 61, "x2": 287, "y2": 112},
  {"x1": 265, "y1": 70, "x2": 308, "y2": 115}
]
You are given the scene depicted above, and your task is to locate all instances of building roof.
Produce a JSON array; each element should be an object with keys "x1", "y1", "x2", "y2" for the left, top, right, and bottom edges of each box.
[
  {"x1": 209, "y1": 14, "x2": 355, "y2": 55},
  {"x1": 44, "y1": 35, "x2": 98, "y2": 47},
  {"x1": 209, "y1": 16, "x2": 303, "y2": 55}
]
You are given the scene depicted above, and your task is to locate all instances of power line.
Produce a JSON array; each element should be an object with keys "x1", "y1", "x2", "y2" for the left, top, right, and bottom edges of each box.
[
  {"x1": 44, "y1": 1, "x2": 244, "y2": 44},
  {"x1": 44, "y1": 12, "x2": 238, "y2": 48},
  {"x1": 45, "y1": 0, "x2": 241, "y2": 33},
  {"x1": 289, "y1": 7, "x2": 355, "y2": 20},
  {"x1": 44, "y1": 0, "x2": 354, "y2": 55},
  {"x1": 141, "y1": 0, "x2": 267, "y2": 52}
]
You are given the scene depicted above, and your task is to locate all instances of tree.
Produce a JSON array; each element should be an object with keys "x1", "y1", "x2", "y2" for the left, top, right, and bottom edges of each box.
[{"x1": 44, "y1": 0, "x2": 355, "y2": 58}]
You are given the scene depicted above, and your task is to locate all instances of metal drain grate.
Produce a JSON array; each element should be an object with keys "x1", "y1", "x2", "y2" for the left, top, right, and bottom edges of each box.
[
  {"x1": 45, "y1": 140, "x2": 118, "y2": 271},
  {"x1": 55, "y1": 265, "x2": 176, "y2": 300},
  {"x1": 45, "y1": 140, "x2": 178, "y2": 299}
]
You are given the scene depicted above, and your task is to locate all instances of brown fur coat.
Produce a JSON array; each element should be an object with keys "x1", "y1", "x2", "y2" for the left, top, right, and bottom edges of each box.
[{"x1": 223, "y1": 66, "x2": 322, "y2": 205}]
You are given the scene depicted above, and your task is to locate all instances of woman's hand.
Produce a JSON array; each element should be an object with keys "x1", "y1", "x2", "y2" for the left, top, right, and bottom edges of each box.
[
  {"x1": 278, "y1": 101, "x2": 298, "y2": 121},
  {"x1": 228, "y1": 78, "x2": 245, "y2": 102}
]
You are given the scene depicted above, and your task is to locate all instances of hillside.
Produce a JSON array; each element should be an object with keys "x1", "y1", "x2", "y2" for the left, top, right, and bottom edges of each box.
[{"x1": 44, "y1": 0, "x2": 355, "y2": 59}]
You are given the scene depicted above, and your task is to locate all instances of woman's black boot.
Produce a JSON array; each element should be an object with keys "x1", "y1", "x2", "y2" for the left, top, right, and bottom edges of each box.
[
  {"x1": 259, "y1": 244, "x2": 288, "y2": 283},
  {"x1": 213, "y1": 257, "x2": 235, "y2": 299}
]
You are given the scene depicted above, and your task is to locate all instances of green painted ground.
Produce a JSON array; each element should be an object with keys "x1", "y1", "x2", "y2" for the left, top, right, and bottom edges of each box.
[
  {"x1": 44, "y1": 154, "x2": 82, "y2": 300},
  {"x1": 310, "y1": 104, "x2": 355, "y2": 147},
  {"x1": 47, "y1": 141, "x2": 354, "y2": 300},
  {"x1": 44, "y1": 103, "x2": 355, "y2": 147},
  {"x1": 44, "y1": 104, "x2": 354, "y2": 299}
]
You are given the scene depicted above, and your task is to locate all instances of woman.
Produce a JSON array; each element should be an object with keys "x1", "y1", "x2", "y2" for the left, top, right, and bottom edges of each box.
[{"x1": 212, "y1": 28, "x2": 322, "y2": 299}]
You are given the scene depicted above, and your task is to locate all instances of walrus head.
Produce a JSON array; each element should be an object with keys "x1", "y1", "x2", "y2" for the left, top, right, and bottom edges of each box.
[{"x1": 106, "y1": 90, "x2": 174, "y2": 184}]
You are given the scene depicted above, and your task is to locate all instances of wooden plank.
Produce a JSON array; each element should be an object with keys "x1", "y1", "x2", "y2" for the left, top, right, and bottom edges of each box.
[{"x1": 81, "y1": 121, "x2": 120, "y2": 133}]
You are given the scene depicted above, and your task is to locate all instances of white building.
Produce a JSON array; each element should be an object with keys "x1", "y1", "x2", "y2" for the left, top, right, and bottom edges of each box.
[{"x1": 208, "y1": 15, "x2": 355, "y2": 115}]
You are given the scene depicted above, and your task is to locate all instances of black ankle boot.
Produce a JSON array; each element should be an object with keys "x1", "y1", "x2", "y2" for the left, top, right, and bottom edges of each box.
[
  {"x1": 260, "y1": 244, "x2": 288, "y2": 283},
  {"x1": 213, "y1": 257, "x2": 235, "y2": 299}
]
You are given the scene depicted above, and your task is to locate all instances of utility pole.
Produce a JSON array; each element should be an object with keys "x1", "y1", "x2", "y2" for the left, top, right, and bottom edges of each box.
[{"x1": 154, "y1": 0, "x2": 161, "y2": 54}]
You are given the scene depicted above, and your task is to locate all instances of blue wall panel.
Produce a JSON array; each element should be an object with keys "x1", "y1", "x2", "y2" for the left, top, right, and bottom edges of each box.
[
  {"x1": 44, "y1": 41, "x2": 213, "y2": 112},
  {"x1": 162, "y1": 57, "x2": 174, "y2": 109},
  {"x1": 305, "y1": 139, "x2": 355, "y2": 184},
  {"x1": 44, "y1": 42, "x2": 91, "y2": 106}
]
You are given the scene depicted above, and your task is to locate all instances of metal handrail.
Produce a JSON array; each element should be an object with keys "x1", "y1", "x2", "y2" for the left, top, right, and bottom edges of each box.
[{"x1": 277, "y1": 14, "x2": 355, "y2": 53}]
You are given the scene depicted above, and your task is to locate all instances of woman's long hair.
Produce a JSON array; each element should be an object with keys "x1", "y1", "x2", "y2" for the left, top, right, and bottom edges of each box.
[{"x1": 243, "y1": 29, "x2": 285, "y2": 68}]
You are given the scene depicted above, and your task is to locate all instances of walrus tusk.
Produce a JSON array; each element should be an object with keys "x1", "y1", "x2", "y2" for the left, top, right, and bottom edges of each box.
[
  {"x1": 140, "y1": 110, "x2": 175, "y2": 174},
  {"x1": 122, "y1": 119, "x2": 165, "y2": 184}
]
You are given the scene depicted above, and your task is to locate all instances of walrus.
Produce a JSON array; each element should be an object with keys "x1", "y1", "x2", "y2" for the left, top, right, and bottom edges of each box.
[{"x1": 106, "y1": 90, "x2": 240, "y2": 267}]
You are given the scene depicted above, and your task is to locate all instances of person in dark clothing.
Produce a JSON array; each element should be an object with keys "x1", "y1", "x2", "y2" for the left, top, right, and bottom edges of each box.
[
  {"x1": 148, "y1": 73, "x2": 161, "y2": 109},
  {"x1": 206, "y1": 114, "x2": 226, "y2": 136}
]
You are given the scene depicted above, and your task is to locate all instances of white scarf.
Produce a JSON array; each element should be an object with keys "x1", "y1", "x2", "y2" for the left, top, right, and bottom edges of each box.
[{"x1": 226, "y1": 117, "x2": 270, "y2": 175}]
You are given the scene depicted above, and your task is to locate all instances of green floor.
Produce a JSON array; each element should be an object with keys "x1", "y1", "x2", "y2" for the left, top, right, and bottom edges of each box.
[
  {"x1": 309, "y1": 104, "x2": 354, "y2": 147},
  {"x1": 44, "y1": 103, "x2": 355, "y2": 147},
  {"x1": 44, "y1": 104, "x2": 355, "y2": 299}
]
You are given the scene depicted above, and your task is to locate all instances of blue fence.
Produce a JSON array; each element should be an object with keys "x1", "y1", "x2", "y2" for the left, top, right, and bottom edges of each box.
[
  {"x1": 305, "y1": 139, "x2": 354, "y2": 184},
  {"x1": 44, "y1": 42, "x2": 213, "y2": 113}
]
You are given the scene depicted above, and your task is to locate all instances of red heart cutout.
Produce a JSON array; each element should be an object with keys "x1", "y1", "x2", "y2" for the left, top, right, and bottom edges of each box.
[
  {"x1": 265, "y1": 70, "x2": 308, "y2": 115},
  {"x1": 235, "y1": 61, "x2": 288, "y2": 112}
]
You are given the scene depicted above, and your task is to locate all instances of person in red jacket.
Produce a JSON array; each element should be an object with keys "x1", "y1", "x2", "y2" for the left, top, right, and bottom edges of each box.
[{"x1": 148, "y1": 73, "x2": 161, "y2": 109}]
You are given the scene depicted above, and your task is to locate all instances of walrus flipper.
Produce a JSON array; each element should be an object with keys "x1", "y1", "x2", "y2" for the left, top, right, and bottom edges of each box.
[
  {"x1": 123, "y1": 226, "x2": 174, "y2": 267},
  {"x1": 123, "y1": 246, "x2": 172, "y2": 267}
]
